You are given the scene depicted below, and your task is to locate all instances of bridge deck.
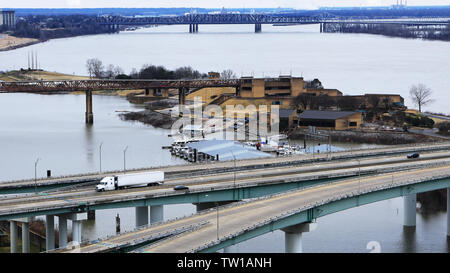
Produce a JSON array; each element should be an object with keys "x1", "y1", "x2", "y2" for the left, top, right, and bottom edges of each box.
[
  {"x1": 59, "y1": 164, "x2": 450, "y2": 253},
  {"x1": 2, "y1": 143, "x2": 450, "y2": 192}
]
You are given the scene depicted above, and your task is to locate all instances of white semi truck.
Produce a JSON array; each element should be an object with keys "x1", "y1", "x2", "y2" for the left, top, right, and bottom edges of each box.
[{"x1": 95, "y1": 171, "x2": 164, "y2": 192}]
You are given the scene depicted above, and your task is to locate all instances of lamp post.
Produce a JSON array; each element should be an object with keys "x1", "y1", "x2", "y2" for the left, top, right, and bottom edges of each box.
[
  {"x1": 230, "y1": 151, "x2": 236, "y2": 189},
  {"x1": 215, "y1": 201, "x2": 219, "y2": 240},
  {"x1": 99, "y1": 142, "x2": 103, "y2": 173},
  {"x1": 34, "y1": 158, "x2": 40, "y2": 194},
  {"x1": 123, "y1": 146, "x2": 128, "y2": 173},
  {"x1": 358, "y1": 159, "x2": 361, "y2": 194}
]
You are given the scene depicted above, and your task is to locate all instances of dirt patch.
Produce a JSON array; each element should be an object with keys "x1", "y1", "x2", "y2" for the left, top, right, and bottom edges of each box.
[
  {"x1": 119, "y1": 109, "x2": 178, "y2": 129},
  {"x1": 0, "y1": 34, "x2": 40, "y2": 51}
]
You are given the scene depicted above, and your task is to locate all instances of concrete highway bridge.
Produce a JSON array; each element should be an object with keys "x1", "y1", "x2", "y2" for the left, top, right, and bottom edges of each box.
[
  {"x1": 1, "y1": 143, "x2": 450, "y2": 253},
  {"x1": 2, "y1": 142, "x2": 450, "y2": 194},
  {"x1": 96, "y1": 13, "x2": 450, "y2": 33},
  {"x1": 0, "y1": 79, "x2": 239, "y2": 123},
  {"x1": 55, "y1": 162, "x2": 450, "y2": 253}
]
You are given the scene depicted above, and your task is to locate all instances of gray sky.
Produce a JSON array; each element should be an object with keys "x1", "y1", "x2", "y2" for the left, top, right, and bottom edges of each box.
[{"x1": 1, "y1": 0, "x2": 449, "y2": 9}]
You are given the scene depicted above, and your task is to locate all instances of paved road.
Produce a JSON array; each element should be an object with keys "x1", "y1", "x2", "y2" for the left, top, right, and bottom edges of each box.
[
  {"x1": 59, "y1": 164, "x2": 450, "y2": 253},
  {"x1": 2, "y1": 142, "x2": 450, "y2": 191},
  {"x1": 2, "y1": 150, "x2": 450, "y2": 220}
]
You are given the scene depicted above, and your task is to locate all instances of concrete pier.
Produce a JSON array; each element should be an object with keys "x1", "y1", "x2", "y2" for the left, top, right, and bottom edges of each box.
[
  {"x1": 45, "y1": 215, "x2": 55, "y2": 251},
  {"x1": 58, "y1": 216, "x2": 68, "y2": 248},
  {"x1": 135, "y1": 206, "x2": 149, "y2": 228},
  {"x1": 255, "y1": 23, "x2": 262, "y2": 33},
  {"x1": 282, "y1": 222, "x2": 317, "y2": 253},
  {"x1": 403, "y1": 194, "x2": 417, "y2": 228},
  {"x1": 85, "y1": 89, "x2": 93, "y2": 124},
  {"x1": 10, "y1": 221, "x2": 18, "y2": 253},
  {"x1": 21, "y1": 222, "x2": 30, "y2": 253},
  {"x1": 150, "y1": 205, "x2": 164, "y2": 224},
  {"x1": 72, "y1": 220, "x2": 82, "y2": 244}
]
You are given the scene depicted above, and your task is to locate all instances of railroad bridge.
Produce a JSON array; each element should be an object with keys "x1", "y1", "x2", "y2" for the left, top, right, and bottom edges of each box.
[
  {"x1": 0, "y1": 79, "x2": 240, "y2": 124},
  {"x1": 96, "y1": 13, "x2": 450, "y2": 33}
]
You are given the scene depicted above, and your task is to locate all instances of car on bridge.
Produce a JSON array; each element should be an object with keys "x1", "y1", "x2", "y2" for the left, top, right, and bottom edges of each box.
[
  {"x1": 407, "y1": 152, "x2": 420, "y2": 159},
  {"x1": 173, "y1": 185, "x2": 189, "y2": 191}
]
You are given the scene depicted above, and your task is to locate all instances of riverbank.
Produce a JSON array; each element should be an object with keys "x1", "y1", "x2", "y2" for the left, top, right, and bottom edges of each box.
[{"x1": 0, "y1": 34, "x2": 40, "y2": 52}]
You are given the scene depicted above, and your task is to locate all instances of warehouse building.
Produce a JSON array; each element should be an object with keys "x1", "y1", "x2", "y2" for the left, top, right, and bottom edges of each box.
[{"x1": 298, "y1": 110, "x2": 363, "y2": 130}]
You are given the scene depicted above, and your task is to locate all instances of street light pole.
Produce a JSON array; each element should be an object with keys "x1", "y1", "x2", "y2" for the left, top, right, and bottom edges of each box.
[
  {"x1": 99, "y1": 142, "x2": 103, "y2": 173},
  {"x1": 216, "y1": 202, "x2": 219, "y2": 240},
  {"x1": 34, "y1": 158, "x2": 40, "y2": 194},
  {"x1": 358, "y1": 159, "x2": 361, "y2": 194},
  {"x1": 230, "y1": 151, "x2": 236, "y2": 189},
  {"x1": 123, "y1": 146, "x2": 128, "y2": 174}
]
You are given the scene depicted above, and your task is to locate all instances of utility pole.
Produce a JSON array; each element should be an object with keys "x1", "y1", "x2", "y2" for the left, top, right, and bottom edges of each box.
[
  {"x1": 34, "y1": 158, "x2": 41, "y2": 194},
  {"x1": 99, "y1": 142, "x2": 103, "y2": 173},
  {"x1": 123, "y1": 146, "x2": 128, "y2": 173}
]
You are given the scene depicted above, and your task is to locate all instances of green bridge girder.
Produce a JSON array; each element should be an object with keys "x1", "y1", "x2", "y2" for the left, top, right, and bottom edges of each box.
[{"x1": 197, "y1": 177, "x2": 450, "y2": 253}]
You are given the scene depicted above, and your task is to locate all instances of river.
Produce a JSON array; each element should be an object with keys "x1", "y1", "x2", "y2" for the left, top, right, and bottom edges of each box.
[{"x1": 0, "y1": 24, "x2": 449, "y2": 252}]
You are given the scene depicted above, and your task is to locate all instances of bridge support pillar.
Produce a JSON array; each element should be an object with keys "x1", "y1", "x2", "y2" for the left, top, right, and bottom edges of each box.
[
  {"x1": 150, "y1": 205, "x2": 164, "y2": 224},
  {"x1": 403, "y1": 194, "x2": 417, "y2": 228},
  {"x1": 85, "y1": 89, "x2": 94, "y2": 124},
  {"x1": 447, "y1": 188, "x2": 450, "y2": 237},
  {"x1": 58, "y1": 216, "x2": 68, "y2": 248},
  {"x1": 9, "y1": 221, "x2": 18, "y2": 253},
  {"x1": 282, "y1": 222, "x2": 317, "y2": 253},
  {"x1": 72, "y1": 220, "x2": 82, "y2": 244},
  {"x1": 255, "y1": 24, "x2": 262, "y2": 33},
  {"x1": 195, "y1": 24, "x2": 198, "y2": 33},
  {"x1": 45, "y1": 215, "x2": 55, "y2": 251},
  {"x1": 21, "y1": 222, "x2": 30, "y2": 253},
  {"x1": 320, "y1": 23, "x2": 323, "y2": 33},
  {"x1": 189, "y1": 24, "x2": 193, "y2": 33},
  {"x1": 135, "y1": 206, "x2": 149, "y2": 228}
]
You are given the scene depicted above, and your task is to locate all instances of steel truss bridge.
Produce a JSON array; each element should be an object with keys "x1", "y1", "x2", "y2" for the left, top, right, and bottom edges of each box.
[
  {"x1": 0, "y1": 79, "x2": 240, "y2": 93},
  {"x1": 96, "y1": 13, "x2": 326, "y2": 26},
  {"x1": 96, "y1": 13, "x2": 450, "y2": 26}
]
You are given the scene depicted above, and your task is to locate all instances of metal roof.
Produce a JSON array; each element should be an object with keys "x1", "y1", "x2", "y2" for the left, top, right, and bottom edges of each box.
[
  {"x1": 187, "y1": 139, "x2": 273, "y2": 161},
  {"x1": 279, "y1": 109, "x2": 296, "y2": 118},
  {"x1": 299, "y1": 110, "x2": 359, "y2": 120}
]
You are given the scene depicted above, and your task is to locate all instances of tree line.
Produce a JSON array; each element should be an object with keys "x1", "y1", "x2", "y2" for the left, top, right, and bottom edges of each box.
[
  {"x1": 323, "y1": 23, "x2": 450, "y2": 41},
  {"x1": 12, "y1": 15, "x2": 114, "y2": 40},
  {"x1": 86, "y1": 58, "x2": 237, "y2": 80}
]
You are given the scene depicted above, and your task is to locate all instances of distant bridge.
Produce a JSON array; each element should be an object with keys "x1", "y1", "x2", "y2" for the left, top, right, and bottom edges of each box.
[{"x1": 96, "y1": 13, "x2": 450, "y2": 33}]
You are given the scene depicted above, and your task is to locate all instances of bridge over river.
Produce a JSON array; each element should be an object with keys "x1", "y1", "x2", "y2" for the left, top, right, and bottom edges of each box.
[
  {"x1": 1, "y1": 144, "x2": 450, "y2": 253},
  {"x1": 96, "y1": 13, "x2": 450, "y2": 33}
]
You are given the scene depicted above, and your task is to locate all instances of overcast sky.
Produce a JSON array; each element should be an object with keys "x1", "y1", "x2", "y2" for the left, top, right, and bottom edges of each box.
[{"x1": 1, "y1": 0, "x2": 449, "y2": 9}]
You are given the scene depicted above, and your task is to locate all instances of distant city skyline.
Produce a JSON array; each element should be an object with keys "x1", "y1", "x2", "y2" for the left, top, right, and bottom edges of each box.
[{"x1": 1, "y1": 0, "x2": 450, "y2": 9}]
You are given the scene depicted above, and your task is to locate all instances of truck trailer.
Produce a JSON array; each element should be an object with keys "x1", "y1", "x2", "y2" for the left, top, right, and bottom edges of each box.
[{"x1": 95, "y1": 171, "x2": 164, "y2": 192}]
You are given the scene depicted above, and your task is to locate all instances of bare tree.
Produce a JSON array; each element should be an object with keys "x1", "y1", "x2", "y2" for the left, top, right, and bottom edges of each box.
[
  {"x1": 86, "y1": 58, "x2": 104, "y2": 78},
  {"x1": 410, "y1": 83, "x2": 433, "y2": 112},
  {"x1": 220, "y1": 69, "x2": 237, "y2": 79}
]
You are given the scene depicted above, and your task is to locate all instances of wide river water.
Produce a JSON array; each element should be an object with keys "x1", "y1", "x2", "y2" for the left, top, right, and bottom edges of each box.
[{"x1": 0, "y1": 24, "x2": 449, "y2": 252}]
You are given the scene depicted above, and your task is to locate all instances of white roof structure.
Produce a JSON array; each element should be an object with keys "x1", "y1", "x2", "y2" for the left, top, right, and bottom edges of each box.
[{"x1": 186, "y1": 139, "x2": 273, "y2": 161}]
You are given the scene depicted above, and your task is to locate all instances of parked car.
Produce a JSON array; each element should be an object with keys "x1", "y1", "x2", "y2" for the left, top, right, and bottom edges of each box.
[
  {"x1": 407, "y1": 153, "x2": 420, "y2": 159},
  {"x1": 173, "y1": 185, "x2": 189, "y2": 191}
]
